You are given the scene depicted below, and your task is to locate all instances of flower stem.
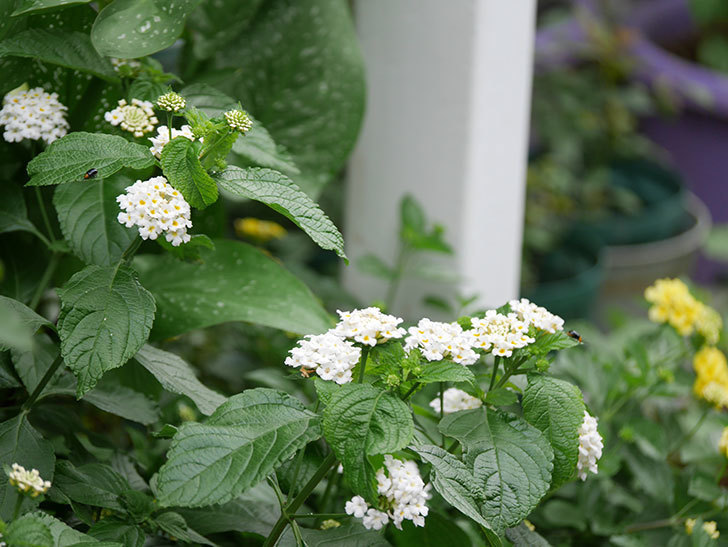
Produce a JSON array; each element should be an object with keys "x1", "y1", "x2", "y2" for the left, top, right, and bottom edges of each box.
[
  {"x1": 669, "y1": 407, "x2": 710, "y2": 460},
  {"x1": 357, "y1": 347, "x2": 370, "y2": 384},
  {"x1": 34, "y1": 187, "x2": 56, "y2": 244},
  {"x1": 29, "y1": 252, "x2": 60, "y2": 311},
  {"x1": 402, "y1": 382, "x2": 420, "y2": 400},
  {"x1": 22, "y1": 354, "x2": 64, "y2": 411},
  {"x1": 263, "y1": 452, "x2": 337, "y2": 547},
  {"x1": 121, "y1": 236, "x2": 143, "y2": 262},
  {"x1": 439, "y1": 382, "x2": 445, "y2": 447},
  {"x1": 488, "y1": 356, "x2": 501, "y2": 392},
  {"x1": 12, "y1": 493, "x2": 24, "y2": 520}
]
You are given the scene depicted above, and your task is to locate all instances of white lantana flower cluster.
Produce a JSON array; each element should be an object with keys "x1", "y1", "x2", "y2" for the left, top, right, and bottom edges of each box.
[
  {"x1": 116, "y1": 176, "x2": 192, "y2": 246},
  {"x1": 0, "y1": 87, "x2": 68, "y2": 144},
  {"x1": 7, "y1": 463, "x2": 51, "y2": 497},
  {"x1": 470, "y1": 310, "x2": 535, "y2": 358},
  {"x1": 105, "y1": 98, "x2": 158, "y2": 137},
  {"x1": 156, "y1": 91, "x2": 186, "y2": 112},
  {"x1": 148, "y1": 124, "x2": 196, "y2": 158},
  {"x1": 345, "y1": 456, "x2": 430, "y2": 530},
  {"x1": 224, "y1": 109, "x2": 253, "y2": 134},
  {"x1": 508, "y1": 298, "x2": 565, "y2": 333},
  {"x1": 429, "y1": 387, "x2": 482, "y2": 415},
  {"x1": 333, "y1": 307, "x2": 406, "y2": 346},
  {"x1": 577, "y1": 411, "x2": 603, "y2": 480},
  {"x1": 284, "y1": 331, "x2": 361, "y2": 384},
  {"x1": 404, "y1": 318, "x2": 479, "y2": 365}
]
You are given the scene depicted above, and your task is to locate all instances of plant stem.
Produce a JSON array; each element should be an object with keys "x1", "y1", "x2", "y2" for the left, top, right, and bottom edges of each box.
[
  {"x1": 402, "y1": 382, "x2": 420, "y2": 400},
  {"x1": 291, "y1": 520, "x2": 304, "y2": 547},
  {"x1": 488, "y1": 357, "x2": 501, "y2": 392},
  {"x1": 22, "y1": 354, "x2": 64, "y2": 411},
  {"x1": 357, "y1": 347, "x2": 370, "y2": 384},
  {"x1": 290, "y1": 513, "x2": 348, "y2": 519},
  {"x1": 624, "y1": 518, "x2": 675, "y2": 534},
  {"x1": 263, "y1": 452, "x2": 338, "y2": 547},
  {"x1": 167, "y1": 113, "x2": 173, "y2": 141},
  {"x1": 121, "y1": 236, "x2": 143, "y2": 262},
  {"x1": 286, "y1": 448, "x2": 307, "y2": 504},
  {"x1": 29, "y1": 252, "x2": 60, "y2": 310},
  {"x1": 669, "y1": 407, "x2": 710, "y2": 459},
  {"x1": 34, "y1": 187, "x2": 56, "y2": 244},
  {"x1": 12, "y1": 493, "x2": 24, "y2": 520},
  {"x1": 439, "y1": 381, "x2": 445, "y2": 447}
]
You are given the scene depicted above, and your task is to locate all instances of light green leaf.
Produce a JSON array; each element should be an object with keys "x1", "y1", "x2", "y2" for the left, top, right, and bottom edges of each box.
[
  {"x1": 91, "y1": 0, "x2": 202, "y2": 58},
  {"x1": 522, "y1": 375, "x2": 585, "y2": 489},
  {"x1": 134, "y1": 344, "x2": 225, "y2": 415},
  {"x1": 179, "y1": 83, "x2": 237, "y2": 116},
  {"x1": 439, "y1": 408, "x2": 554, "y2": 533},
  {"x1": 0, "y1": 29, "x2": 116, "y2": 81},
  {"x1": 53, "y1": 461, "x2": 129, "y2": 512},
  {"x1": 160, "y1": 136, "x2": 218, "y2": 209},
  {"x1": 53, "y1": 174, "x2": 137, "y2": 266},
  {"x1": 417, "y1": 361, "x2": 476, "y2": 385},
  {"x1": 0, "y1": 295, "x2": 54, "y2": 352},
  {"x1": 4, "y1": 514, "x2": 53, "y2": 547},
  {"x1": 27, "y1": 132, "x2": 155, "y2": 187},
  {"x1": 57, "y1": 264, "x2": 156, "y2": 396},
  {"x1": 414, "y1": 444, "x2": 491, "y2": 529},
  {"x1": 136, "y1": 239, "x2": 332, "y2": 339},
  {"x1": 12, "y1": 0, "x2": 92, "y2": 16},
  {"x1": 156, "y1": 388, "x2": 321, "y2": 507},
  {"x1": 0, "y1": 184, "x2": 47, "y2": 243},
  {"x1": 28, "y1": 511, "x2": 121, "y2": 546},
  {"x1": 215, "y1": 167, "x2": 345, "y2": 258},
  {"x1": 215, "y1": 0, "x2": 365, "y2": 197},
  {"x1": 323, "y1": 383, "x2": 413, "y2": 502},
  {"x1": 0, "y1": 415, "x2": 55, "y2": 520}
]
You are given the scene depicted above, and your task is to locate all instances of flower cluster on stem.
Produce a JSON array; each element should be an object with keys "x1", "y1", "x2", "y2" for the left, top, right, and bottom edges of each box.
[
  {"x1": 404, "y1": 318, "x2": 478, "y2": 365},
  {"x1": 105, "y1": 98, "x2": 157, "y2": 137},
  {"x1": 148, "y1": 124, "x2": 196, "y2": 158},
  {"x1": 7, "y1": 463, "x2": 51, "y2": 497},
  {"x1": 577, "y1": 411, "x2": 603, "y2": 480},
  {"x1": 429, "y1": 387, "x2": 482, "y2": 414},
  {"x1": 0, "y1": 86, "x2": 68, "y2": 144},
  {"x1": 156, "y1": 91, "x2": 186, "y2": 112}
]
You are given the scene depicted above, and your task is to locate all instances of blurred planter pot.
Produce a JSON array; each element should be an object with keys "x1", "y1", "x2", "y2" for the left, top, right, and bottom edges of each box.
[{"x1": 522, "y1": 232, "x2": 604, "y2": 320}]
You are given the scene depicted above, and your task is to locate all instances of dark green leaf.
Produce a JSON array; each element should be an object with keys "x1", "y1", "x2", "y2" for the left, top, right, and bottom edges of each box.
[
  {"x1": 88, "y1": 519, "x2": 144, "y2": 547},
  {"x1": 57, "y1": 264, "x2": 156, "y2": 396},
  {"x1": 161, "y1": 136, "x2": 218, "y2": 209},
  {"x1": 53, "y1": 461, "x2": 130, "y2": 512},
  {"x1": 0, "y1": 295, "x2": 54, "y2": 352},
  {"x1": 215, "y1": 166, "x2": 345, "y2": 258},
  {"x1": 281, "y1": 521, "x2": 391, "y2": 546},
  {"x1": 27, "y1": 132, "x2": 155, "y2": 187},
  {"x1": 12, "y1": 0, "x2": 92, "y2": 16},
  {"x1": 186, "y1": 0, "x2": 264, "y2": 58},
  {"x1": 156, "y1": 388, "x2": 321, "y2": 507},
  {"x1": 153, "y1": 512, "x2": 214, "y2": 545},
  {"x1": 484, "y1": 388, "x2": 518, "y2": 407},
  {"x1": 28, "y1": 511, "x2": 119, "y2": 546},
  {"x1": 391, "y1": 512, "x2": 472, "y2": 547},
  {"x1": 156, "y1": 233, "x2": 214, "y2": 262},
  {"x1": 0, "y1": 184, "x2": 47, "y2": 242},
  {"x1": 505, "y1": 522, "x2": 552, "y2": 546},
  {"x1": 136, "y1": 239, "x2": 332, "y2": 339}
]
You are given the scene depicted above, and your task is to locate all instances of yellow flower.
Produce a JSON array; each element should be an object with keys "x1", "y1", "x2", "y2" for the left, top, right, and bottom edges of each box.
[
  {"x1": 234, "y1": 217, "x2": 287, "y2": 242},
  {"x1": 693, "y1": 347, "x2": 728, "y2": 408},
  {"x1": 697, "y1": 305, "x2": 722, "y2": 346},
  {"x1": 644, "y1": 278, "x2": 721, "y2": 341},
  {"x1": 685, "y1": 518, "x2": 696, "y2": 535},
  {"x1": 720, "y1": 427, "x2": 728, "y2": 459},
  {"x1": 703, "y1": 521, "x2": 720, "y2": 540}
]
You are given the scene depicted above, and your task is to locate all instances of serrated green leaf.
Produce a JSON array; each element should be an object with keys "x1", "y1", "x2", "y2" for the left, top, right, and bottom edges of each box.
[
  {"x1": 323, "y1": 383, "x2": 413, "y2": 502},
  {"x1": 153, "y1": 512, "x2": 214, "y2": 545},
  {"x1": 230, "y1": 119, "x2": 300, "y2": 174},
  {"x1": 156, "y1": 388, "x2": 321, "y2": 507},
  {"x1": 280, "y1": 521, "x2": 391, "y2": 547},
  {"x1": 417, "y1": 361, "x2": 476, "y2": 385},
  {"x1": 28, "y1": 511, "x2": 121, "y2": 547},
  {"x1": 505, "y1": 522, "x2": 552, "y2": 546},
  {"x1": 439, "y1": 408, "x2": 554, "y2": 533},
  {"x1": 53, "y1": 174, "x2": 136, "y2": 266},
  {"x1": 134, "y1": 344, "x2": 225, "y2": 415},
  {"x1": 484, "y1": 388, "x2": 519, "y2": 407},
  {"x1": 0, "y1": 29, "x2": 116, "y2": 81},
  {"x1": 82, "y1": 381, "x2": 159, "y2": 425},
  {"x1": 160, "y1": 136, "x2": 218, "y2": 209},
  {"x1": 522, "y1": 375, "x2": 585, "y2": 489},
  {"x1": 529, "y1": 331, "x2": 580, "y2": 355},
  {"x1": 12, "y1": 0, "x2": 92, "y2": 16},
  {"x1": 4, "y1": 514, "x2": 53, "y2": 547},
  {"x1": 57, "y1": 264, "x2": 156, "y2": 396},
  {"x1": 136, "y1": 239, "x2": 332, "y2": 339},
  {"x1": 53, "y1": 461, "x2": 130, "y2": 512},
  {"x1": 127, "y1": 78, "x2": 167, "y2": 103},
  {"x1": 87, "y1": 519, "x2": 144, "y2": 547},
  {"x1": 0, "y1": 415, "x2": 55, "y2": 520},
  {"x1": 156, "y1": 233, "x2": 214, "y2": 262},
  {"x1": 215, "y1": 166, "x2": 345, "y2": 258},
  {"x1": 91, "y1": 0, "x2": 202, "y2": 58},
  {"x1": 0, "y1": 184, "x2": 47, "y2": 243},
  {"x1": 27, "y1": 132, "x2": 155, "y2": 187},
  {"x1": 0, "y1": 295, "x2": 54, "y2": 352}
]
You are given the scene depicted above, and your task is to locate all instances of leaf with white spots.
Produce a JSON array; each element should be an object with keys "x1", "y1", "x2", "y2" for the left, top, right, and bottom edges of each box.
[
  {"x1": 91, "y1": 0, "x2": 203, "y2": 58},
  {"x1": 12, "y1": 0, "x2": 92, "y2": 16}
]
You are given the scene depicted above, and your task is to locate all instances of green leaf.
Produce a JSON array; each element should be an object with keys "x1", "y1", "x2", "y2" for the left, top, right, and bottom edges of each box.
[
  {"x1": 0, "y1": 295, "x2": 54, "y2": 352},
  {"x1": 215, "y1": 0, "x2": 365, "y2": 197},
  {"x1": 417, "y1": 361, "x2": 476, "y2": 385},
  {"x1": 484, "y1": 388, "x2": 519, "y2": 407},
  {"x1": 323, "y1": 383, "x2": 413, "y2": 502},
  {"x1": 528, "y1": 331, "x2": 580, "y2": 355},
  {"x1": 153, "y1": 512, "x2": 214, "y2": 545},
  {"x1": 88, "y1": 519, "x2": 144, "y2": 547},
  {"x1": 11, "y1": 333, "x2": 73, "y2": 398},
  {"x1": 356, "y1": 254, "x2": 394, "y2": 280},
  {"x1": 215, "y1": 167, "x2": 345, "y2": 259},
  {"x1": 414, "y1": 444, "x2": 491, "y2": 529},
  {"x1": 160, "y1": 136, "x2": 218, "y2": 209},
  {"x1": 0, "y1": 184, "x2": 47, "y2": 242},
  {"x1": 57, "y1": 264, "x2": 156, "y2": 396},
  {"x1": 0, "y1": 29, "x2": 116, "y2": 81},
  {"x1": 82, "y1": 381, "x2": 159, "y2": 425},
  {"x1": 281, "y1": 521, "x2": 391, "y2": 546},
  {"x1": 439, "y1": 408, "x2": 554, "y2": 533},
  {"x1": 28, "y1": 511, "x2": 120, "y2": 547},
  {"x1": 0, "y1": 415, "x2": 55, "y2": 521},
  {"x1": 27, "y1": 132, "x2": 155, "y2": 187},
  {"x1": 134, "y1": 344, "x2": 225, "y2": 415},
  {"x1": 53, "y1": 174, "x2": 137, "y2": 266},
  {"x1": 156, "y1": 388, "x2": 321, "y2": 507},
  {"x1": 156, "y1": 233, "x2": 214, "y2": 262},
  {"x1": 12, "y1": 0, "x2": 92, "y2": 16},
  {"x1": 179, "y1": 83, "x2": 237, "y2": 116},
  {"x1": 505, "y1": 522, "x2": 552, "y2": 546},
  {"x1": 4, "y1": 514, "x2": 53, "y2": 547},
  {"x1": 390, "y1": 512, "x2": 472, "y2": 547},
  {"x1": 136, "y1": 239, "x2": 332, "y2": 339},
  {"x1": 231, "y1": 119, "x2": 300, "y2": 174},
  {"x1": 522, "y1": 375, "x2": 585, "y2": 489},
  {"x1": 128, "y1": 77, "x2": 168, "y2": 103},
  {"x1": 53, "y1": 461, "x2": 129, "y2": 512},
  {"x1": 185, "y1": 0, "x2": 263, "y2": 59},
  {"x1": 91, "y1": 0, "x2": 202, "y2": 58}
]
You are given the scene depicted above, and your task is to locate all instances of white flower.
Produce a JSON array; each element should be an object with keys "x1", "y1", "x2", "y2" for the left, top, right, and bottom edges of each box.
[
  {"x1": 116, "y1": 176, "x2": 192, "y2": 246},
  {"x1": 156, "y1": 91, "x2": 186, "y2": 112},
  {"x1": 224, "y1": 109, "x2": 253, "y2": 134},
  {"x1": 345, "y1": 455, "x2": 430, "y2": 531},
  {"x1": 508, "y1": 298, "x2": 564, "y2": 333},
  {"x1": 404, "y1": 318, "x2": 479, "y2": 365},
  {"x1": 285, "y1": 331, "x2": 361, "y2": 384},
  {"x1": 148, "y1": 124, "x2": 196, "y2": 158},
  {"x1": 7, "y1": 463, "x2": 51, "y2": 497},
  {"x1": 105, "y1": 98, "x2": 157, "y2": 137},
  {"x1": 577, "y1": 411, "x2": 603, "y2": 480},
  {"x1": 470, "y1": 310, "x2": 535, "y2": 358},
  {"x1": 333, "y1": 307, "x2": 406, "y2": 346},
  {"x1": 0, "y1": 86, "x2": 68, "y2": 145},
  {"x1": 429, "y1": 388, "x2": 482, "y2": 414}
]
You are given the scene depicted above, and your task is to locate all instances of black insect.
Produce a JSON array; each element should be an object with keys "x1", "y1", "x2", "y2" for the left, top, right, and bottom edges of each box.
[
  {"x1": 567, "y1": 330, "x2": 583, "y2": 343},
  {"x1": 84, "y1": 168, "x2": 98, "y2": 179}
]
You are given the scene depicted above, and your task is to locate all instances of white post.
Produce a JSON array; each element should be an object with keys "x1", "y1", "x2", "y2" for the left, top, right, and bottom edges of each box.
[{"x1": 344, "y1": 0, "x2": 537, "y2": 319}]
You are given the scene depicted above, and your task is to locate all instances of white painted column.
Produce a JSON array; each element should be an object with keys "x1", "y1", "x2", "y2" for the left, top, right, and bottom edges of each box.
[{"x1": 344, "y1": 0, "x2": 537, "y2": 319}]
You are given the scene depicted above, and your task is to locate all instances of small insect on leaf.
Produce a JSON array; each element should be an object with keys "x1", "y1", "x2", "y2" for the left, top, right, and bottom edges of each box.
[
  {"x1": 84, "y1": 168, "x2": 99, "y2": 180},
  {"x1": 567, "y1": 330, "x2": 582, "y2": 343}
]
